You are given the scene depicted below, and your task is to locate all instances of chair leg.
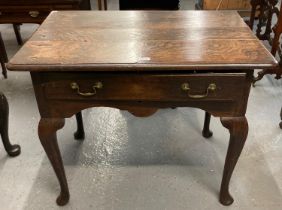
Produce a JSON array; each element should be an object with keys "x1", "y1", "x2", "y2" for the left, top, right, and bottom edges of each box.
[
  {"x1": 279, "y1": 107, "x2": 282, "y2": 129},
  {"x1": 202, "y1": 112, "x2": 213, "y2": 138},
  {"x1": 98, "y1": 0, "x2": 102, "y2": 10},
  {"x1": 0, "y1": 93, "x2": 21, "y2": 157},
  {"x1": 0, "y1": 33, "x2": 8, "y2": 78},
  {"x1": 13, "y1": 24, "x2": 23, "y2": 45},
  {"x1": 74, "y1": 112, "x2": 85, "y2": 140},
  {"x1": 252, "y1": 69, "x2": 267, "y2": 86},
  {"x1": 104, "y1": 0, "x2": 108, "y2": 10},
  {"x1": 0, "y1": 61, "x2": 7, "y2": 79}
]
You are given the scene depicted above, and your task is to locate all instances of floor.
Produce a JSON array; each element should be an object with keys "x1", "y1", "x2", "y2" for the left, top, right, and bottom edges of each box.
[{"x1": 0, "y1": 0, "x2": 282, "y2": 210}]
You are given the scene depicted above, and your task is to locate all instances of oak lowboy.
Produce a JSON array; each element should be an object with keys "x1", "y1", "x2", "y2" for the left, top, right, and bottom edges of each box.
[{"x1": 7, "y1": 11, "x2": 277, "y2": 206}]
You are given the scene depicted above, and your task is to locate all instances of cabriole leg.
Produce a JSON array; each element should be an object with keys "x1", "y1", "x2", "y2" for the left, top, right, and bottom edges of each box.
[
  {"x1": 38, "y1": 118, "x2": 69, "y2": 206},
  {"x1": 219, "y1": 117, "x2": 248, "y2": 205}
]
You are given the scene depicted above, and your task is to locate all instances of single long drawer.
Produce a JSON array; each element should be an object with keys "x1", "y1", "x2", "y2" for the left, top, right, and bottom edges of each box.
[
  {"x1": 0, "y1": 11, "x2": 50, "y2": 23},
  {"x1": 0, "y1": 5, "x2": 75, "y2": 23},
  {"x1": 42, "y1": 73, "x2": 249, "y2": 102}
]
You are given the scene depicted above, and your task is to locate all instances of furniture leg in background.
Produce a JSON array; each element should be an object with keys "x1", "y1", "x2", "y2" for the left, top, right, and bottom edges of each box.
[
  {"x1": 74, "y1": 112, "x2": 85, "y2": 140},
  {"x1": 98, "y1": 0, "x2": 107, "y2": 10},
  {"x1": 202, "y1": 112, "x2": 213, "y2": 138},
  {"x1": 279, "y1": 108, "x2": 282, "y2": 129},
  {"x1": 249, "y1": 0, "x2": 261, "y2": 30},
  {"x1": 13, "y1": 24, "x2": 23, "y2": 45},
  {"x1": 0, "y1": 92, "x2": 21, "y2": 157},
  {"x1": 0, "y1": 32, "x2": 8, "y2": 78}
]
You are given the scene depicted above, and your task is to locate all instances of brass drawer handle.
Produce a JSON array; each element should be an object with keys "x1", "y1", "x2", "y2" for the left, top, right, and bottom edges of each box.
[
  {"x1": 70, "y1": 82, "x2": 103, "y2": 97},
  {"x1": 181, "y1": 83, "x2": 216, "y2": 99},
  {"x1": 29, "y1": 11, "x2": 40, "y2": 18}
]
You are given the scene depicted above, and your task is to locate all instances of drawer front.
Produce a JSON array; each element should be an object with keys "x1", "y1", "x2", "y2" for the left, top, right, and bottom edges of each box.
[
  {"x1": 0, "y1": 11, "x2": 50, "y2": 23},
  {"x1": 0, "y1": 5, "x2": 75, "y2": 23},
  {"x1": 42, "y1": 73, "x2": 248, "y2": 102}
]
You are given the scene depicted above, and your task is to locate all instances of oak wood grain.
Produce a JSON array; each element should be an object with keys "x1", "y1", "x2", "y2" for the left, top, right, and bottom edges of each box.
[{"x1": 7, "y1": 11, "x2": 277, "y2": 71}]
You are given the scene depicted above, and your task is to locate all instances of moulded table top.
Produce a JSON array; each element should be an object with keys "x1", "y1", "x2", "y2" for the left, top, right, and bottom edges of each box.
[{"x1": 7, "y1": 11, "x2": 277, "y2": 72}]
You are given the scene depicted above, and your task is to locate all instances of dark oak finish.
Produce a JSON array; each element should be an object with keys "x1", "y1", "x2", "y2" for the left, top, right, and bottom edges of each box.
[
  {"x1": 38, "y1": 118, "x2": 69, "y2": 206},
  {"x1": 8, "y1": 11, "x2": 276, "y2": 71},
  {"x1": 7, "y1": 11, "x2": 277, "y2": 206},
  {"x1": 220, "y1": 117, "x2": 248, "y2": 205},
  {"x1": 0, "y1": 92, "x2": 21, "y2": 157},
  {"x1": 0, "y1": 32, "x2": 8, "y2": 78}
]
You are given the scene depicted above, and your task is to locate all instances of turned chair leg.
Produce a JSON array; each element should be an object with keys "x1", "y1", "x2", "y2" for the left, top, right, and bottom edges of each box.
[
  {"x1": 13, "y1": 24, "x2": 23, "y2": 45},
  {"x1": 0, "y1": 33, "x2": 8, "y2": 78},
  {"x1": 74, "y1": 112, "x2": 85, "y2": 140},
  {"x1": 219, "y1": 117, "x2": 248, "y2": 205},
  {"x1": 38, "y1": 118, "x2": 69, "y2": 206},
  {"x1": 0, "y1": 93, "x2": 21, "y2": 157},
  {"x1": 252, "y1": 69, "x2": 267, "y2": 86},
  {"x1": 202, "y1": 112, "x2": 213, "y2": 138},
  {"x1": 279, "y1": 108, "x2": 282, "y2": 129}
]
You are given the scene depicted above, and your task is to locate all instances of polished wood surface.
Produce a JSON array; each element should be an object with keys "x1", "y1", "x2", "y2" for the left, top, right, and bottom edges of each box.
[
  {"x1": 7, "y1": 11, "x2": 277, "y2": 206},
  {"x1": 8, "y1": 11, "x2": 276, "y2": 71}
]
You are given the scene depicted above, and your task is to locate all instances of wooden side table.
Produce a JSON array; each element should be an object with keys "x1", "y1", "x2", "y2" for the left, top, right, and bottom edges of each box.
[
  {"x1": 7, "y1": 11, "x2": 277, "y2": 206},
  {"x1": 0, "y1": 92, "x2": 20, "y2": 157}
]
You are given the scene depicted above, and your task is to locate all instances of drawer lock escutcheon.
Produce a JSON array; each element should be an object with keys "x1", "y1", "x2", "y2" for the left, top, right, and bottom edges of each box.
[
  {"x1": 181, "y1": 83, "x2": 217, "y2": 99},
  {"x1": 70, "y1": 82, "x2": 103, "y2": 97},
  {"x1": 29, "y1": 11, "x2": 40, "y2": 18}
]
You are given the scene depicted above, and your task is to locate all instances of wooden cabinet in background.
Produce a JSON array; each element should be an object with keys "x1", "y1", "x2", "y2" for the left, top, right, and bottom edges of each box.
[{"x1": 196, "y1": 0, "x2": 251, "y2": 16}]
